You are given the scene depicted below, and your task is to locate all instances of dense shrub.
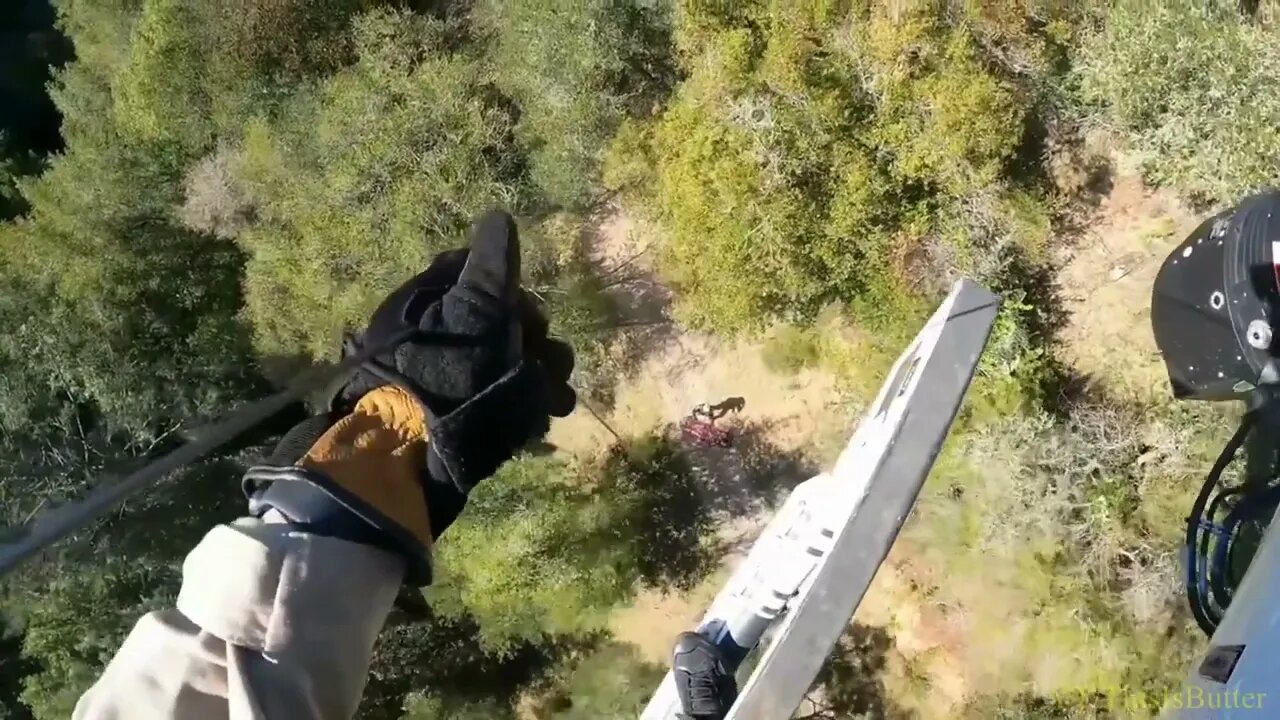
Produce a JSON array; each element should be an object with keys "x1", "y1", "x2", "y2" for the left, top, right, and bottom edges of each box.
[
  {"x1": 8, "y1": 39, "x2": 260, "y2": 433},
  {"x1": 233, "y1": 10, "x2": 529, "y2": 359},
  {"x1": 400, "y1": 695, "x2": 513, "y2": 720},
  {"x1": 543, "y1": 643, "x2": 663, "y2": 719},
  {"x1": 113, "y1": 0, "x2": 366, "y2": 152},
  {"x1": 430, "y1": 437, "x2": 712, "y2": 651},
  {"x1": 475, "y1": 0, "x2": 675, "y2": 208},
  {"x1": 427, "y1": 454, "x2": 640, "y2": 650},
  {"x1": 1076, "y1": 0, "x2": 1280, "y2": 202},
  {"x1": 616, "y1": 2, "x2": 1046, "y2": 335},
  {"x1": 638, "y1": 5, "x2": 889, "y2": 332},
  {"x1": 903, "y1": 400, "x2": 1218, "y2": 707},
  {"x1": 864, "y1": 16, "x2": 1024, "y2": 194}
]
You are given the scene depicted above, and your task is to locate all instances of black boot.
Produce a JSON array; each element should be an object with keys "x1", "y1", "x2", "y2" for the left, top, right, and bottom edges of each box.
[{"x1": 672, "y1": 631, "x2": 738, "y2": 720}]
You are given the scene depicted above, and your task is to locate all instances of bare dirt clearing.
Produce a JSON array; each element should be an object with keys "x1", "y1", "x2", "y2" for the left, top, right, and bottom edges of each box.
[{"x1": 1056, "y1": 172, "x2": 1200, "y2": 402}]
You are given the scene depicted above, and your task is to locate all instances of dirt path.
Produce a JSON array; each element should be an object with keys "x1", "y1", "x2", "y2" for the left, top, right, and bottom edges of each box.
[{"x1": 1056, "y1": 173, "x2": 1199, "y2": 402}]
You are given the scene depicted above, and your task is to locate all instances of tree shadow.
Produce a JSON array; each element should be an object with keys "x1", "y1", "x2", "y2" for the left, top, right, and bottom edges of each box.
[
  {"x1": 1006, "y1": 110, "x2": 1051, "y2": 192},
  {"x1": 991, "y1": 247, "x2": 1094, "y2": 417},
  {"x1": 565, "y1": 200, "x2": 682, "y2": 407},
  {"x1": 362, "y1": 607, "x2": 576, "y2": 720},
  {"x1": 522, "y1": 639, "x2": 666, "y2": 719},
  {"x1": 599, "y1": 437, "x2": 718, "y2": 591},
  {"x1": 798, "y1": 623, "x2": 912, "y2": 720},
  {"x1": 594, "y1": 427, "x2": 819, "y2": 593},
  {"x1": 0, "y1": 626, "x2": 38, "y2": 720},
  {"x1": 679, "y1": 419, "x2": 821, "y2": 525}
]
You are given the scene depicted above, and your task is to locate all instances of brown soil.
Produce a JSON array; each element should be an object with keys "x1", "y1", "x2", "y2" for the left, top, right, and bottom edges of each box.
[{"x1": 1056, "y1": 173, "x2": 1200, "y2": 403}]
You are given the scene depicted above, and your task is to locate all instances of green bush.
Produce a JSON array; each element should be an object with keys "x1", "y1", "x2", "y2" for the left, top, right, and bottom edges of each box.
[
  {"x1": 9, "y1": 59, "x2": 260, "y2": 432},
  {"x1": 761, "y1": 325, "x2": 822, "y2": 374},
  {"x1": 430, "y1": 437, "x2": 712, "y2": 651},
  {"x1": 904, "y1": 400, "x2": 1212, "y2": 705},
  {"x1": 362, "y1": 608, "x2": 558, "y2": 720},
  {"x1": 623, "y1": 2, "x2": 1043, "y2": 336},
  {"x1": 475, "y1": 0, "x2": 675, "y2": 208},
  {"x1": 18, "y1": 560, "x2": 175, "y2": 718},
  {"x1": 960, "y1": 691, "x2": 1116, "y2": 719},
  {"x1": 644, "y1": 6, "x2": 886, "y2": 333},
  {"x1": 114, "y1": 0, "x2": 366, "y2": 152},
  {"x1": 601, "y1": 118, "x2": 657, "y2": 197},
  {"x1": 600, "y1": 437, "x2": 715, "y2": 590},
  {"x1": 427, "y1": 454, "x2": 638, "y2": 651},
  {"x1": 233, "y1": 9, "x2": 527, "y2": 360},
  {"x1": 1076, "y1": 0, "x2": 1280, "y2": 202},
  {"x1": 542, "y1": 643, "x2": 663, "y2": 719},
  {"x1": 865, "y1": 17, "x2": 1025, "y2": 195},
  {"x1": 519, "y1": 213, "x2": 621, "y2": 400}
]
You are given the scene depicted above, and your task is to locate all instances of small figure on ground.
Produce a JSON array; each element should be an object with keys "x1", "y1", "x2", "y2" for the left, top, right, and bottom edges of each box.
[
  {"x1": 682, "y1": 397, "x2": 745, "y2": 447},
  {"x1": 709, "y1": 396, "x2": 746, "y2": 417},
  {"x1": 691, "y1": 397, "x2": 746, "y2": 423},
  {"x1": 682, "y1": 408, "x2": 732, "y2": 448}
]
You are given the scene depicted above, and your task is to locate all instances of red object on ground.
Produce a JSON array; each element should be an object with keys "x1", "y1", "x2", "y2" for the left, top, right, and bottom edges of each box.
[{"x1": 679, "y1": 417, "x2": 732, "y2": 448}]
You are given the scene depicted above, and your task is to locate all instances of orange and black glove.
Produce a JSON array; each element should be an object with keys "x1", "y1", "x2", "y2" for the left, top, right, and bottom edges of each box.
[{"x1": 242, "y1": 211, "x2": 575, "y2": 585}]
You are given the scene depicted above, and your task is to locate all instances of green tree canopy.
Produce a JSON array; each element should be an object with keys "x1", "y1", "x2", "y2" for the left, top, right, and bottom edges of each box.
[
  {"x1": 232, "y1": 9, "x2": 529, "y2": 360},
  {"x1": 613, "y1": 2, "x2": 1041, "y2": 334},
  {"x1": 474, "y1": 0, "x2": 675, "y2": 208},
  {"x1": 430, "y1": 438, "x2": 712, "y2": 651}
]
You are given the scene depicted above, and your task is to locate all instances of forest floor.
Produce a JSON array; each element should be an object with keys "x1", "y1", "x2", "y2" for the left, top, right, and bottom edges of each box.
[
  {"x1": 548, "y1": 171, "x2": 1199, "y2": 714},
  {"x1": 850, "y1": 169, "x2": 1201, "y2": 717},
  {"x1": 548, "y1": 202, "x2": 854, "y2": 664},
  {"x1": 1056, "y1": 172, "x2": 1198, "y2": 403}
]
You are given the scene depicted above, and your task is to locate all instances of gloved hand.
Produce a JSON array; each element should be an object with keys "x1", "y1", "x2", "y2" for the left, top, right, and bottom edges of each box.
[{"x1": 243, "y1": 211, "x2": 575, "y2": 584}]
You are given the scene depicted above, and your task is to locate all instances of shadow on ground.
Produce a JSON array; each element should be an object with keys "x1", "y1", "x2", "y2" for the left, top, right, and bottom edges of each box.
[
  {"x1": 595, "y1": 423, "x2": 820, "y2": 593},
  {"x1": 597, "y1": 436, "x2": 718, "y2": 591},
  {"x1": 797, "y1": 623, "x2": 913, "y2": 720},
  {"x1": 569, "y1": 201, "x2": 682, "y2": 408},
  {"x1": 363, "y1": 607, "x2": 588, "y2": 720},
  {"x1": 680, "y1": 418, "x2": 820, "y2": 525}
]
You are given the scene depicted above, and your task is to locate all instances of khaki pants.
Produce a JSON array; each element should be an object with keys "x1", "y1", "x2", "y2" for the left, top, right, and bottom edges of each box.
[{"x1": 74, "y1": 516, "x2": 404, "y2": 720}]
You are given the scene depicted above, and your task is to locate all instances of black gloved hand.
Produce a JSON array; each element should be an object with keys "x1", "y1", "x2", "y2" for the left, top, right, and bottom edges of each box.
[
  {"x1": 246, "y1": 211, "x2": 575, "y2": 585},
  {"x1": 333, "y1": 210, "x2": 576, "y2": 535}
]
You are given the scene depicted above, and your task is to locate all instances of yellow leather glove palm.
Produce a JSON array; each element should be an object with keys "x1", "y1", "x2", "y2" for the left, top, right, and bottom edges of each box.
[{"x1": 298, "y1": 386, "x2": 433, "y2": 551}]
